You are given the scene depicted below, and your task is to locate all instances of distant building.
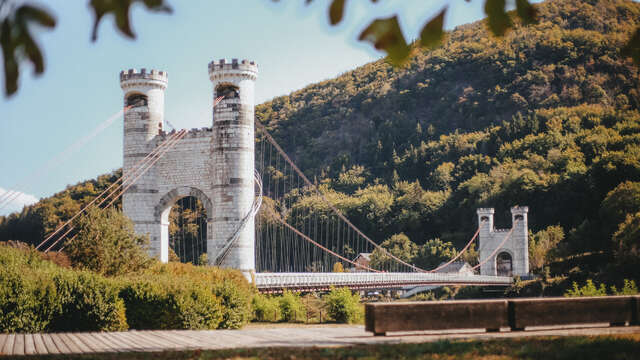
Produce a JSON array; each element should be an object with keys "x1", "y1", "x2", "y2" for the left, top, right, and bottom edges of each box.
[
  {"x1": 352, "y1": 252, "x2": 372, "y2": 272},
  {"x1": 435, "y1": 261, "x2": 474, "y2": 276}
]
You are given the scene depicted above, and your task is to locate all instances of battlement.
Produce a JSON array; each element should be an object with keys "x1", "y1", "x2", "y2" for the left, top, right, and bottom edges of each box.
[
  {"x1": 208, "y1": 59, "x2": 258, "y2": 80},
  {"x1": 120, "y1": 68, "x2": 168, "y2": 89},
  {"x1": 510, "y1": 206, "x2": 529, "y2": 214},
  {"x1": 477, "y1": 208, "x2": 495, "y2": 214}
]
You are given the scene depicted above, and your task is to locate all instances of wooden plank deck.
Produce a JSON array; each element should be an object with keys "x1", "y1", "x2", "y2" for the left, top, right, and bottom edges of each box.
[{"x1": 0, "y1": 324, "x2": 639, "y2": 356}]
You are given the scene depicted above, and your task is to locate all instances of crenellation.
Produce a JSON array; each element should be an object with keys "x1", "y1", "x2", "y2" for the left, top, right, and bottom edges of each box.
[{"x1": 120, "y1": 68, "x2": 168, "y2": 84}]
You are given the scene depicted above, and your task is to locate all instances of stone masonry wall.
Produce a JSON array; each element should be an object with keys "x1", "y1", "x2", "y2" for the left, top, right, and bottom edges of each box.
[{"x1": 477, "y1": 206, "x2": 529, "y2": 276}]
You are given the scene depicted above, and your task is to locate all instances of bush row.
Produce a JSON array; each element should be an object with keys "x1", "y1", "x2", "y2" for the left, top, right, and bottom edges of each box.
[
  {"x1": 251, "y1": 287, "x2": 363, "y2": 324},
  {"x1": 0, "y1": 246, "x2": 252, "y2": 333}
]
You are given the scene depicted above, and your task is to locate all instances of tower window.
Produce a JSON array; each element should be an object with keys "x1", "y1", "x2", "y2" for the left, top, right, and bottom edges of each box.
[
  {"x1": 481, "y1": 216, "x2": 489, "y2": 222},
  {"x1": 216, "y1": 84, "x2": 239, "y2": 99},
  {"x1": 514, "y1": 215, "x2": 524, "y2": 221},
  {"x1": 127, "y1": 94, "x2": 148, "y2": 107}
]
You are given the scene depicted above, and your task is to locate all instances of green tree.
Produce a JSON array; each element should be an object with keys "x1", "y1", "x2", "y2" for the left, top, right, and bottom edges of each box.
[
  {"x1": 369, "y1": 233, "x2": 417, "y2": 269},
  {"x1": 414, "y1": 238, "x2": 458, "y2": 270},
  {"x1": 65, "y1": 207, "x2": 151, "y2": 277},
  {"x1": 612, "y1": 212, "x2": 640, "y2": 263},
  {"x1": 528, "y1": 225, "x2": 564, "y2": 272}
]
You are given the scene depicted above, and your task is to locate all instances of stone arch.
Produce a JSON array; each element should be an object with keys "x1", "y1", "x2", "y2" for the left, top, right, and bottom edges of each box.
[
  {"x1": 155, "y1": 186, "x2": 213, "y2": 222},
  {"x1": 155, "y1": 187, "x2": 214, "y2": 264},
  {"x1": 496, "y1": 251, "x2": 513, "y2": 277}
]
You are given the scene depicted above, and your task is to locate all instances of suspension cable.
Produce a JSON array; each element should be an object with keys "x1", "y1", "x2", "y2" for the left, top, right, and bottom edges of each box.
[
  {"x1": 36, "y1": 130, "x2": 184, "y2": 250},
  {"x1": 40, "y1": 130, "x2": 187, "y2": 252},
  {"x1": 470, "y1": 221, "x2": 517, "y2": 271},
  {"x1": 0, "y1": 107, "x2": 131, "y2": 211},
  {"x1": 256, "y1": 121, "x2": 425, "y2": 272},
  {"x1": 427, "y1": 228, "x2": 480, "y2": 273}
]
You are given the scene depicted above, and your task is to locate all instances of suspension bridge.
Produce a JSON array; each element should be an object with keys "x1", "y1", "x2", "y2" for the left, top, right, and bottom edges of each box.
[{"x1": 0, "y1": 59, "x2": 526, "y2": 293}]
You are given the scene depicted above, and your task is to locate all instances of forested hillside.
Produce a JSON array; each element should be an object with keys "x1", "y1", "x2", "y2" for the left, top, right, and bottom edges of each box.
[{"x1": 2, "y1": 0, "x2": 639, "y2": 276}]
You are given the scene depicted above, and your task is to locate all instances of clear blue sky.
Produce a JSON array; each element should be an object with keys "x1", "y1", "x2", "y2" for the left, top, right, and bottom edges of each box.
[{"x1": 0, "y1": 0, "x2": 531, "y2": 215}]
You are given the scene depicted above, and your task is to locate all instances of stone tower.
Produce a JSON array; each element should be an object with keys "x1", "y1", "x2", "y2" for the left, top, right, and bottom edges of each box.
[
  {"x1": 476, "y1": 206, "x2": 529, "y2": 277},
  {"x1": 119, "y1": 59, "x2": 258, "y2": 279},
  {"x1": 120, "y1": 69, "x2": 169, "y2": 261},
  {"x1": 208, "y1": 59, "x2": 258, "y2": 275}
]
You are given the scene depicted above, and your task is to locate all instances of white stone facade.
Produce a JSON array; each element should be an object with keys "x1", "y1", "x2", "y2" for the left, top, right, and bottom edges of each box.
[
  {"x1": 477, "y1": 206, "x2": 529, "y2": 277},
  {"x1": 119, "y1": 60, "x2": 258, "y2": 278}
]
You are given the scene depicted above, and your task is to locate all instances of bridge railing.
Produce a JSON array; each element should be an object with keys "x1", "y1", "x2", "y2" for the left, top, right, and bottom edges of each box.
[{"x1": 254, "y1": 272, "x2": 512, "y2": 291}]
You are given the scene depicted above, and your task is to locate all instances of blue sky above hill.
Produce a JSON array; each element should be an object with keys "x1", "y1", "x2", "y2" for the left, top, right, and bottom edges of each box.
[{"x1": 0, "y1": 0, "x2": 541, "y2": 215}]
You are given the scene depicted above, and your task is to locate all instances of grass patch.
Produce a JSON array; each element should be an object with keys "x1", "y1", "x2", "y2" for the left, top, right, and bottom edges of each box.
[{"x1": 20, "y1": 334, "x2": 640, "y2": 359}]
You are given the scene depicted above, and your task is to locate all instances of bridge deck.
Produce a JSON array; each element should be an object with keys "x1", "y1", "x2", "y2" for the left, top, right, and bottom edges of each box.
[{"x1": 254, "y1": 272, "x2": 512, "y2": 292}]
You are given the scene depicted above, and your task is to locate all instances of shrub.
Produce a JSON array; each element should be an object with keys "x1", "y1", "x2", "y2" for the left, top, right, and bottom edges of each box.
[
  {"x1": 278, "y1": 290, "x2": 305, "y2": 322},
  {"x1": 50, "y1": 271, "x2": 127, "y2": 332},
  {"x1": 0, "y1": 245, "x2": 127, "y2": 332},
  {"x1": 126, "y1": 262, "x2": 252, "y2": 329},
  {"x1": 214, "y1": 279, "x2": 252, "y2": 329},
  {"x1": 119, "y1": 276, "x2": 222, "y2": 330},
  {"x1": 323, "y1": 287, "x2": 363, "y2": 324},
  {"x1": 564, "y1": 279, "x2": 607, "y2": 297},
  {"x1": 0, "y1": 266, "x2": 60, "y2": 332},
  {"x1": 611, "y1": 279, "x2": 639, "y2": 295},
  {"x1": 251, "y1": 293, "x2": 279, "y2": 322},
  {"x1": 66, "y1": 207, "x2": 151, "y2": 277}
]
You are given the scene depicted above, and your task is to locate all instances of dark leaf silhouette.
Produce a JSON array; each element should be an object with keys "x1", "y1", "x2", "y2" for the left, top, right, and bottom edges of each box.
[
  {"x1": 515, "y1": 0, "x2": 537, "y2": 26},
  {"x1": 329, "y1": 0, "x2": 346, "y2": 25},
  {"x1": 622, "y1": 27, "x2": 640, "y2": 65},
  {"x1": 358, "y1": 16, "x2": 410, "y2": 66},
  {"x1": 420, "y1": 8, "x2": 446, "y2": 50},
  {"x1": 89, "y1": 0, "x2": 172, "y2": 42},
  {"x1": 0, "y1": 3, "x2": 56, "y2": 96},
  {"x1": 484, "y1": 0, "x2": 512, "y2": 36}
]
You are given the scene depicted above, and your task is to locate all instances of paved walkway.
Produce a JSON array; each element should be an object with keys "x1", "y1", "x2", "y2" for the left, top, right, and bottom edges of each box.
[{"x1": 1, "y1": 324, "x2": 639, "y2": 356}]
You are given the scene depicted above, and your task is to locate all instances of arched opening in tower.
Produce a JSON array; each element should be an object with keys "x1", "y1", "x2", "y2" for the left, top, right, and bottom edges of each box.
[
  {"x1": 215, "y1": 84, "x2": 239, "y2": 99},
  {"x1": 126, "y1": 93, "x2": 148, "y2": 108},
  {"x1": 496, "y1": 251, "x2": 513, "y2": 277},
  {"x1": 168, "y1": 196, "x2": 207, "y2": 264}
]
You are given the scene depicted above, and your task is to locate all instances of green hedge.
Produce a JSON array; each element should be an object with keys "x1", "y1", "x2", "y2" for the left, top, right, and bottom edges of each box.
[
  {"x1": 119, "y1": 276, "x2": 222, "y2": 330},
  {"x1": 0, "y1": 245, "x2": 253, "y2": 332},
  {"x1": 0, "y1": 246, "x2": 127, "y2": 332}
]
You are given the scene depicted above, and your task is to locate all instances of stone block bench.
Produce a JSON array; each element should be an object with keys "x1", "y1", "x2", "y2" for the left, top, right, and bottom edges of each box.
[
  {"x1": 365, "y1": 295, "x2": 640, "y2": 336},
  {"x1": 365, "y1": 299, "x2": 509, "y2": 336}
]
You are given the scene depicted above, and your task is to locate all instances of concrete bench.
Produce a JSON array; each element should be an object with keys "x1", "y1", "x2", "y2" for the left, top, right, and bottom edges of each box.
[
  {"x1": 365, "y1": 296, "x2": 640, "y2": 336},
  {"x1": 509, "y1": 295, "x2": 638, "y2": 330},
  {"x1": 365, "y1": 300, "x2": 508, "y2": 336}
]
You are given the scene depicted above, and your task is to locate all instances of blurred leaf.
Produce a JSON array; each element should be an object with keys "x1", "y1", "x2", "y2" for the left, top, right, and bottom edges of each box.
[
  {"x1": 1, "y1": 19, "x2": 18, "y2": 95},
  {"x1": 420, "y1": 7, "x2": 446, "y2": 49},
  {"x1": 89, "y1": 0, "x2": 172, "y2": 42},
  {"x1": 359, "y1": 16, "x2": 410, "y2": 66},
  {"x1": 622, "y1": 27, "x2": 640, "y2": 65},
  {"x1": 329, "y1": 0, "x2": 345, "y2": 25},
  {"x1": 16, "y1": 5, "x2": 56, "y2": 28},
  {"x1": 0, "y1": 3, "x2": 56, "y2": 96},
  {"x1": 484, "y1": 0, "x2": 512, "y2": 36},
  {"x1": 515, "y1": 0, "x2": 537, "y2": 25}
]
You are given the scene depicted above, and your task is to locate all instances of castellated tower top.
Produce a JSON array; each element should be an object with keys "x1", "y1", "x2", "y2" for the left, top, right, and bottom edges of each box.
[
  {"x1": 208, "y1": 59, "x2": 258, "y2": 81},
  {"x1": 120, "y1": 68, "x2": 168, "y2": 90}
]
